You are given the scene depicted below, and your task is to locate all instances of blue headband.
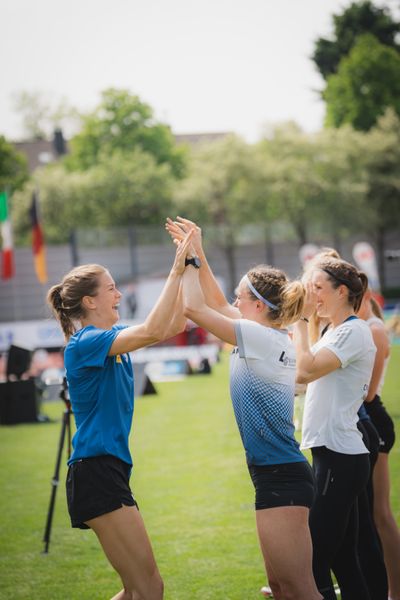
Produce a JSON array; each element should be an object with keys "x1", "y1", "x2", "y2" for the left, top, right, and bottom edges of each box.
[{"x1": 244, "y1": 275, "x2": 279, "y2": 310}]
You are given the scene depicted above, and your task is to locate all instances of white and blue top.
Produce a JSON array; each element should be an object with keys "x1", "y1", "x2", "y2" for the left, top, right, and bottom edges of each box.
[{"x1": 230, "y1": 319, "x2": 306, "y2": 466}]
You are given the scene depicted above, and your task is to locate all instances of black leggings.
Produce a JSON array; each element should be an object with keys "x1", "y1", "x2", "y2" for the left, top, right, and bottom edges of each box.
[
  {"x1": 310, "y1": 447, "x2": 370, "y2": 600},
  {"x1": 356, "y1": 420, "x2": 388, "y2": 600}
]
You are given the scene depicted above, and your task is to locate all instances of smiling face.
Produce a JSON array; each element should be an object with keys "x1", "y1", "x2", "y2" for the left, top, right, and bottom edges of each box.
[
  {"x1": 311, "y1": 269, "x2": 345, "y2": 320},
  {"x1": 84, "y1": 270, "x2": 122, "y2": 329}
]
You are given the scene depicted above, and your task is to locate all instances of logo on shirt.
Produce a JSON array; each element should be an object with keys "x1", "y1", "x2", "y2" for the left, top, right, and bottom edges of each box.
[
  {"x1": 279, "y1": 351, "x2": 296, "y2": 367},
  {"x1": 116, "y1": 354, "x2": 122, "y2": 364}
]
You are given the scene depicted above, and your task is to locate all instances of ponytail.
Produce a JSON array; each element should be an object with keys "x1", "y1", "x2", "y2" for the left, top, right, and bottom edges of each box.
[
  {"x1": 246, "y1": 265, "x2": 305, "y2": 328},
  {"x1": 47, "y1": 264, "x2": 106, "y2": 341},
  {"x1": 47, "y1": 283, "x2": 76, "y2": 340},
  {"x1": 279, "y1": 280, "x2": 305, "y2": 327}
]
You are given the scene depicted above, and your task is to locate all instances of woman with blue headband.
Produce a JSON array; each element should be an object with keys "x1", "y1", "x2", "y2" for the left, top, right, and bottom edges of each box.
[{"x1": 166, "y1": 217, "x2": 322, "y2": 600}]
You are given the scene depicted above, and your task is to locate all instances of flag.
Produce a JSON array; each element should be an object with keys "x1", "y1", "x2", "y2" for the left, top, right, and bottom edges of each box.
[
  {"x1": 0, "y1": 191, "x2": 15, "y2": 279},
  {"x1": 30, "y1": 191, "x2": 48, "y2": 284}
]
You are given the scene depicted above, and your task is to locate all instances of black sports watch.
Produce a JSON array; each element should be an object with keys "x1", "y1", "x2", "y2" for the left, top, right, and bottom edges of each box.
[{"x1": 185, "y1": 256, "x2": 201, "y2": 269}]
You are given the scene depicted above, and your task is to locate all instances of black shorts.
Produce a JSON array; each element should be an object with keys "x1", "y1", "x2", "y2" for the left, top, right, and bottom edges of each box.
[
  {"x1": 248, "y1": 461, "x2": 315, "y2": 511},
  {"x1": 66, "y1": 455, "x2": 137, "y2": 529},
  {"x1": 364, "y1": 396, "x2": 395, "y2": 454}
]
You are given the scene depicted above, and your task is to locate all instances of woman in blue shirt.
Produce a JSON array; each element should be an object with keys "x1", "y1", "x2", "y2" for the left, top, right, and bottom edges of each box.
[{"x1": 47, "y1": 230, "x2": 192, "y2": 600}]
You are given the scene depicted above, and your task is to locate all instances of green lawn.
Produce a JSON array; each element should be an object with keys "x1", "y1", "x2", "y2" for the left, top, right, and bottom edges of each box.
[{"x1": 0, "y1": 347, "x2": 399, "y2": 600}]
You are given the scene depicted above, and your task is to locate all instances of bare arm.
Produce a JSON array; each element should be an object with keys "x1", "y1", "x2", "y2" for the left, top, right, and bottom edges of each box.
[
  {"x1": 182, "y1": 263, "x2": 237, "y2": 346},
  {"x1": 293, "y1": 281, "x2": 341, "y2": 384},
  {"x1": 365, "y1": 323, "x2": 389, "y2": 401},
  {"x1": 166, "y1": 217, "x2": 240, "y2": 319},
  {"x1": 162, "y1": 283, "x2": 187, "y2": 340},
  {"x1": 294, "y1": 319, "x2": 341, "y2": 384},
  {"x1": 109, "y1": 231, "x2": 192, "y2": 355}
]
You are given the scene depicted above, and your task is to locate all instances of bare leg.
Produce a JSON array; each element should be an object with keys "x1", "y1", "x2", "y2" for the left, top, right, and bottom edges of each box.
[
  {"x1": 256, "y1": 506, "x2": 322, "y2": 600},
  {"x1": 86, "y1": 505, "x2": 163, "y2": 600},
  {"x1": 373, "y1": 453, "x2": 400, "y2": 600}
]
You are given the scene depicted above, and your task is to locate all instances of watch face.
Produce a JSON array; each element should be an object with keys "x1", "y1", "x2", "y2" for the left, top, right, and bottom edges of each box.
[{"x1": 185, "y1": 257, "x2": 201, "y2": 268}]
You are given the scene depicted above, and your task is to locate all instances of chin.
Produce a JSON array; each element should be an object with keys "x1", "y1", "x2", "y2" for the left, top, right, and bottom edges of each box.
[{"x1": 316, "y1": 307, "x2": 329, "y2": 319}]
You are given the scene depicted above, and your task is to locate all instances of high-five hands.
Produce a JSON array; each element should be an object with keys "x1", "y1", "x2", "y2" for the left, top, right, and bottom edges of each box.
[
  {"x1": 172, "y1": 229, "x2": 194, "y2": 275},
  {"x1": 165, "y1": 216, "x2": 203, "y2": 256}
]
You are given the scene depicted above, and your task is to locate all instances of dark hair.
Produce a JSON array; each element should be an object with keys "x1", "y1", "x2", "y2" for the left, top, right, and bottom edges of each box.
[
  {"x1": 246, "y1": 265, "x2": 304, "y2": 327},
  {"x1": 317, "y1": 258, "x2": 368, "y2": 312},
  {"x1": 47, "y1": 264, "x2": 107, "y2": 340}
]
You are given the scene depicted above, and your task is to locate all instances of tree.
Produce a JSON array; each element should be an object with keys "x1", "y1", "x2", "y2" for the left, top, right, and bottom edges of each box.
[
  {"x1": 313, "y1": 0, "x2": 400, "y2": 80},
  {"x1": 174, "y1": 135, "x2": 271, "y2": 293},
  {"x1": 257, "y1": 123, "x2": 369, "y2": 250},
  {"x1": 0, "y1": 136, "x2": 29, "y2": 193},
  {"x1": 12, "y1": 91, "x2": 80, "y2": 139},
  {"x1": 257, "y1": 124, "x2": 328, "y2": 246},
  {"x1": 65, "y1": 88, "x2": 186, "y2": 178},
  {"x1": 360, "y1": 108, "x2": 400, "y2": 288},
  {"x1": 324, "y1": 34, "x2": 400, "y2": 130},
  {"x1": 11, "y1": 148, "x2": 175, "y2": 244}
]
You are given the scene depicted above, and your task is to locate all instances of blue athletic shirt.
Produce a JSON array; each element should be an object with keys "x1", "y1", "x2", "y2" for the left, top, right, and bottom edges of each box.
[
  {"x1": 64, "y1": 324, "x2": 134, "y2": 466},
  {"x1": 230, "y1": 319, "x2": 306, "y2": 466}
]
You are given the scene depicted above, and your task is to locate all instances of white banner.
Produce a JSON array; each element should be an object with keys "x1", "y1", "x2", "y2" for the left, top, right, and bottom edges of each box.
[
  {"x1": 299, "y1": 243, "x2": 319, "y2": 267},
  {"x1": 352, "y1": 242, "x2": 380, "y2": 291}
]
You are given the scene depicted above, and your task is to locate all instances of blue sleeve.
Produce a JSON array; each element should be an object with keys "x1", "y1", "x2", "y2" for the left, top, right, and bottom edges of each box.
[{"x1": 76, "y1": 327, "x2": 121, "y2": 368}]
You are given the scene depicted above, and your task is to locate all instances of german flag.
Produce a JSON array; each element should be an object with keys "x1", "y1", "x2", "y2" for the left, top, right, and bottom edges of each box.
[{"x1": 30, "y1": 191, "x2": 48, "y2": 284}]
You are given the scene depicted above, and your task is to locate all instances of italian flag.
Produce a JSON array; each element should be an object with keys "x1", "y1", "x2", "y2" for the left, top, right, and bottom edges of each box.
[{"x1": 0, "y1": 191, "x2": 15, "y2": 279}]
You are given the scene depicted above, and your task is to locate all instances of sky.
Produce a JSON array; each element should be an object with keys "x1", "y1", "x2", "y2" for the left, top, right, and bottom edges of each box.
[{"x1": 1, "y1": 0, "x2": 399, "y2": 142}]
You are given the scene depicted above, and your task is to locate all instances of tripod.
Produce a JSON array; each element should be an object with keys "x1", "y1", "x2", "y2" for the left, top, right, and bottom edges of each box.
[{"x1": 43, "y1": 378, "x2": 72, "y2": 554}]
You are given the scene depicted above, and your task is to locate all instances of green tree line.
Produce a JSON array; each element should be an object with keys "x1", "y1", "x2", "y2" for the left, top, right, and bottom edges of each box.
[{"x1": 1, "y1": 2, "x2": 400, "y2": 289}]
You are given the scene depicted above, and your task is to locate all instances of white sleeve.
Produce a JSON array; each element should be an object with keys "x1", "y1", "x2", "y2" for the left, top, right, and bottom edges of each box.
[
  {"x1": 234, "y1": 319, "x2": 271, "y2": 360},
  {"x1": 322, "y1": 324, "x2": 364, "y2": 368}
]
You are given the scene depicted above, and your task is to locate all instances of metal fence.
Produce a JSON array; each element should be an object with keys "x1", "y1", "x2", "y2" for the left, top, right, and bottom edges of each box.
[{"x1": 1, "y1": 224, "x2": 399, "y2": 323}]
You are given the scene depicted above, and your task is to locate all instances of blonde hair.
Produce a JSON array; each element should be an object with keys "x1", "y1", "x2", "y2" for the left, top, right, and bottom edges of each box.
[
  {"x1": 246, "y1": 265, "x2": 304, "y2": 328},
  {"x1": 47, "y1": 264, "x2": 107, "y2": 340},
  {"x1": 370, "y1": 296, "x2": 384, "y2": 321}
]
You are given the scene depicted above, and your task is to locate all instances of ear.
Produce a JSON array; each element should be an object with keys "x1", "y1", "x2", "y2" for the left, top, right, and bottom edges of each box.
[
  {"x1": 338, "y1": 284, "x2": 349, "y2": 300},
  {"x1": 81, "y1": 295, "x2": 97, "y2": 311},
  {"x1": 256, "y1": 301, "x2": 264, "y2": 312}
]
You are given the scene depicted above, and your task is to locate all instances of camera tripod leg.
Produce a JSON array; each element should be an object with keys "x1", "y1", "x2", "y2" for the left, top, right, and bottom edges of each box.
[{"x1": 42, "y1": 408, "x2": 71, "y2": 554}]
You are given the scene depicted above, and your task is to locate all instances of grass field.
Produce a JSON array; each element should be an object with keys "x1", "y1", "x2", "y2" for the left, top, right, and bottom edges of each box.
[{"x1": 0, "y1": 347, "x2": 399, "y2": 600}]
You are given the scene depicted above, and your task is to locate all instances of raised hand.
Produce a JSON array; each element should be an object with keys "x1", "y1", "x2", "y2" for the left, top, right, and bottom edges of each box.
[
  {"x1": 172, "y1": 229, "x2": 194, "y2": 275},
  {"x1": 165, "y1": 216, "x2": 203, "y2": 255},
  {"x1": 302, "y1": 281, "x2": 318, "y2": 320}
]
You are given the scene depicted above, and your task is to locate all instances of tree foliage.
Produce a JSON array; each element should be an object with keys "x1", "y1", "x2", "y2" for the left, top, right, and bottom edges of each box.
[
  {"x1": 11, "y1": 148, "x2": 175, "y2": 244},
  {"x1": 359, "y1": 108, "x2": 400, "y2": 285},
  {"x1": 65, "y1": 88, "x2": 187, "y2": 178},
  {"x1": 313, "y1": 0, "x2": 400, "y2": 80},
  {"x1": 324, "y1": 34, "x2": 400, "y2": 130},
  {"x1": 0, "y1": 136, "x2": 29, "y2": 193},
  {"x1": 12, "y1": 91, "x2": 80, "y2": 139},
  {"x1": 173, "y1": 135, "x2": 272, "y2": 293}
]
